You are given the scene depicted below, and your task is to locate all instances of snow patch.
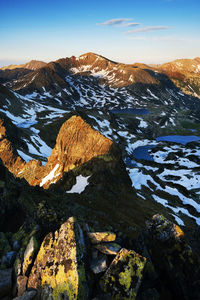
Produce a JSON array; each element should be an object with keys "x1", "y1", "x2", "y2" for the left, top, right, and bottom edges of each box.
[
  {"x1": 66, "y1": 175, "x2": 91, "y2": 194},
  {"x1": 40, "y1": 164, "x2": 60, "y2": 187}
]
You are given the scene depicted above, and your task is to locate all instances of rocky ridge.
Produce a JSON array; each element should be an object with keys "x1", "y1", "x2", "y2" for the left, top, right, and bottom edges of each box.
[
  {"x1": 159, "y1": 57, "x2": 200, "y2": 98},
  {"x1": 1, "y1": 214, "x2": 200, "y2": 300},
  {"x1": 0, "y1": 60, "x2": 47, "y2": 71},
  {"x1": 0, "y1": 115, "x2": 115, "y2": 189}
]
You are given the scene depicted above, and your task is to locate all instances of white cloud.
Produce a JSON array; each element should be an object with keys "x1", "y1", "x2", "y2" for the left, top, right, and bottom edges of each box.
[
  {"x1": 98, "y1": 18, "x2": 131, "y2": 26},
  {"x1": 122, "y1": 22, "x2": 140, "y2": 27},
  {"x1": 125, "y1": 26, "x2": 170, "y2": 34}
]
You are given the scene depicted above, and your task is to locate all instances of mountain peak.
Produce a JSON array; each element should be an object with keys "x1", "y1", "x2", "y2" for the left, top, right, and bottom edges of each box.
[
  {"x1": 0, "y1": 60, "x2": 46, "y2": 71},
  {"x1": 0, "y1": 115, "x2": 114, "y2": 189}
]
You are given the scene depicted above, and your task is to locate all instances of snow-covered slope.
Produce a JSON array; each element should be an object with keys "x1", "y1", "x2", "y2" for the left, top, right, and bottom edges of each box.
[{"x1": 1, "y1": 53, "x2": 200, "y2": 229}]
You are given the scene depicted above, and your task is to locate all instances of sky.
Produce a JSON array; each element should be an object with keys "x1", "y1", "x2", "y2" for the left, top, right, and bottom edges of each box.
[{"x1": 0, "y1": 0, "x2": 200, "y2": 67}]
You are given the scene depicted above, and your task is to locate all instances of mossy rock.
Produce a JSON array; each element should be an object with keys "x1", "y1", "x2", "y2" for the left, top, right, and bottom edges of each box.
[
  {"x1": 100, "y1": 248, "x2": 146, "y2": 299},
  {"x1": 145, "y1": 214, "x2": 200, "y2": 299},
  {"x1": 28, "y1": 217, "x2": 88, "y2": 299}
]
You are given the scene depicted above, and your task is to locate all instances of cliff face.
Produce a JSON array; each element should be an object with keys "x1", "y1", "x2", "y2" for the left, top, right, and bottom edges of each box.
[
  {"x1": 0, "y1": 115, "x2": 115, "y2": 189},
  {"x1": 0, "y1": 118, "x2": 25, "y2": 175}
]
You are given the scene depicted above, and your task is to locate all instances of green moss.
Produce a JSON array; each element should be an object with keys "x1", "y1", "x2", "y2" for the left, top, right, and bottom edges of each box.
[{"x1": 100, "y1": 249, "x2": 146, "y2": 299}]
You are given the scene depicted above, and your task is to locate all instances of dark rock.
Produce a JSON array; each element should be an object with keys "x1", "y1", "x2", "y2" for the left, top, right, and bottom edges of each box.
[
  {"x1": 13, "y1": 241, "x2": 21, "y2": 252},
  {"x1": 90, "y1": 255, "x2": 107, "y2": 274},
  {"x1": 92, "y1": 294, "x2": 112, "y2": 300},
  {"x1": 94, "y1": 242, "x2": 121, "y2": 255},
  {"x1": 139, "y1": 288, "x2": 159, "y2": 300},
  {"x1": 145, "y1": 214, "x2": 200, "y2": 300},
  {"x1": 13, "y1": 290, "x2": 37, "y2": 300},
  {"x1": 0, "y1": 268, "x2": 12, "y2": 298},
  {"x1": 5, "y1": 251, "x2": 16, "y2": 267},
  {"x1": 0, "y1": 232, "x2": 11, "y2": 259}
]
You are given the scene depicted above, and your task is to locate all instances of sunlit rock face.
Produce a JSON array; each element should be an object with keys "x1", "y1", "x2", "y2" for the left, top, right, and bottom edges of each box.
[
  {"x1": 28, "y1": 217, "x2": 88, "y2": 299},
  {"x1": 0, "y1": 115, "x2": 114, "y2": 189}
]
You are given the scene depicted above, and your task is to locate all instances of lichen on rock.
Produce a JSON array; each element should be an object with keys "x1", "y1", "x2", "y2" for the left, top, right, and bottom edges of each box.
[
  {"x1": 100, "y1": 248, "x2": 146, "y2": 299},
  {"x1": 28, "y1": 217, "x2": 88, "y2": 299},
  {"x1": 87, "y1": 232, "x2": 116, "y2": 244}
]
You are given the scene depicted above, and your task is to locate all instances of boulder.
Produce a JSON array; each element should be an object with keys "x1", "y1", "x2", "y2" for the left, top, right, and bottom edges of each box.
[
  {"x1": 16, "y1": 276, "x2": 28, "y2": 297},
  {"x1": 100, "y1": 248, "x2": 146, "y2": 299},
  {"x1": 13, "y1": 290, "x2": 37, "y2": 300},
  {"x1": 0, "y1": 268, "x2": 12, "y2": 298},
  {"x1": 87, "y1": 232, "x2": 116, "y2": 244},
  {"x1": 28, "y1": 217, "x2": 88, "y2": 299},
  {"x1": 22, "y1": 236, "x2": 39, "y2": 276},
  {"x1": 94, "y1": 243, "x2": 121, "y2": 255},
  {"x1": 90, "y1": 255, "x2": 107, "y2": 274},
  {"x1": 145, "y1": 214, "x2": 200, "y2": 300}
]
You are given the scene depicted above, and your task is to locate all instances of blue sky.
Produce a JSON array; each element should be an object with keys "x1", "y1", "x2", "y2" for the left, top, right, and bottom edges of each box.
[{"x1": 0, "y1": 0, "x2": 200, "y2": 66}]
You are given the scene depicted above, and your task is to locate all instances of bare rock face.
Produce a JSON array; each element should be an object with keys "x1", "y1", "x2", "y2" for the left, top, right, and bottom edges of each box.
[
  {"x1": 0, "y1": 118, "x2": 25, "y2": 175},
  {"x1": 0, "y1": 115, "x2": 114, "y2": 189},
  {"x1": 43, "y1": 115, "x2": 113, "y2": 188},
  {"x1": 28, "y1": 217, "x2": 88, "y2": 299}
]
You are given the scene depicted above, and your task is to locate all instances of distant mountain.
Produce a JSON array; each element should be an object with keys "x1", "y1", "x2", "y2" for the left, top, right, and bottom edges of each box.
[
  {"x1": 8, "y1": 52, "x2": 158, "y2": 91},
  {"x1": 0, "y1": 60, "x2": 46, "y2": 85},
  {"x1": 0, "y1": 59, "x2": 47, "y2": 70},
  {"x1": 0, "y1": 53, "x2": 200, "y2": 232},
  {"x1": 0, "y1": 52, "x2": 198, "y2": 113},
  {"x1": 159, "y1": 57, "x2": 200, "y2": 98}
]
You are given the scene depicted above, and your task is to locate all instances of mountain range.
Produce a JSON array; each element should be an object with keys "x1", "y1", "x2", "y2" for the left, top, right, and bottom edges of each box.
[{"x1": 0, "y1": 52, "x2": 200, "y2": 299}]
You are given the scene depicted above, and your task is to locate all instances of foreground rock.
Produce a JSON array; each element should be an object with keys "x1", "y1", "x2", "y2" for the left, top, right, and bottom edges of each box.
[
  {"x1": 145, "y1": 214, "x2": 200, "y2": 300},
  {"x1": 28, "y1": 217, "x2": 88, "y2": 299},
  {"x1": 13, "y1": 290, "x2": 37, "y2": 300},
  {"x1": 87, "y1": 232, "x2": 116, "y2": 244},
  {"x1": 100, "y1": 248, "x2": 146, "y2": 299},
  {"x1": 0, "y1": 268, "x2": 12, "y2": 298},
  {"x1": 22, "y1": 236, "x2": 39, "y2": 277},
  {"x1": 94, "y1": 242, "x2": 121, "y2": 255}
]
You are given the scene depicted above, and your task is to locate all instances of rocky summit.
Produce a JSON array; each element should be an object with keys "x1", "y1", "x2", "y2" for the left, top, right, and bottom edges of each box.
[{"x1": 0, "y1": 53, "x2": 200, "y2": 299}]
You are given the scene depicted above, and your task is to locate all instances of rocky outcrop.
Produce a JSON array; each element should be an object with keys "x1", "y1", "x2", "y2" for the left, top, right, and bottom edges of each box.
[
  {"x1": 0, "y1": 115, "x2": 115, "y2": 189},
  {"x1": 87, "y1": 232, "x2": 116, "y2": 244},
  {"x1": 144, "y1": 214, "x2": 200, "y2": 300},
  {"x1": 0, "y1": 214, "x2": 200, "y2": 299},
  {"x1": 100, "y1": 248, "x2": 146, "y2": 299},
  {"x1": 28, "y1": 217, "x2": 88, "y2": 299}
]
